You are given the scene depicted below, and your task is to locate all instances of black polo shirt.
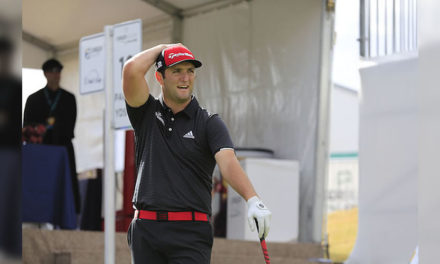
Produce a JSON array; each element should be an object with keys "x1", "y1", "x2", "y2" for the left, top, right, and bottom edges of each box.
[{"x1": 126, "y1": 95, "x2": 234, "y2": 215}]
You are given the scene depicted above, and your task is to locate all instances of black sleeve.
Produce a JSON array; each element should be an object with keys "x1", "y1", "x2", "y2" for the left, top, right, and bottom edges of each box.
[
  {"x1": 125, "y1": 95, "x2": 154, "y2": 131},
  {"x1": 23, "y1": 94, "x2": 39, "y2": 126},
  {"x1": 23, "y1": 95, "x2": 33, "y2": 126},
  {"x1": 66, "y1": 93, "x2": 76, "y2": 139},
  {"x1": 206, "y1": 114, "x2": 234, "y2": 155}
]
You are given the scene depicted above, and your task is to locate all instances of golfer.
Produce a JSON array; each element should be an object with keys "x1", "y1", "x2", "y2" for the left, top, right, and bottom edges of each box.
[{"x1": 123, "y1": 43, "x2": 271, "y2": 263}]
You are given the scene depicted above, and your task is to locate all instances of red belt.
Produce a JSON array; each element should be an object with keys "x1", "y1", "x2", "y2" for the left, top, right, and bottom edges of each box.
[{"x1": 137, "y1": 210, "x2": 209, "y2": 222}]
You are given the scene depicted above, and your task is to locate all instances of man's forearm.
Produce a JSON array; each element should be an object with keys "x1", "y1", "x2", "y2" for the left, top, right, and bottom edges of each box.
[
  {"x1": 216, "y1": 150, "x2": 257, "y2": 201},
  {"x1": 225, "y1": 168, "x2": 257, "y2": 201},
  {"x1": 124, "y1": 44, "x2": 166, "y2": 76},
  {"x1": 122, "y1": 44, "x2": 167, "y2": 107}
]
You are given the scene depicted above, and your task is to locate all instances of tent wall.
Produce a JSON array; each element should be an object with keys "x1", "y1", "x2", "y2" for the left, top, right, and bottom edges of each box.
[
  {"x1": 183, "y1": 0, "x2": 325, "y2": 242},
  {"x1": 22, "y1": 40, "x2": 52, "y2": 69},
  {"x1": 418, "y1": 1, "x2": 440, "y2": 262},
  {"x1": 59, "y1": 49, "x2": 106, "y2": 172},
  {"x1": 346, "y1": 57, "x2": 418, "y2": 264}
]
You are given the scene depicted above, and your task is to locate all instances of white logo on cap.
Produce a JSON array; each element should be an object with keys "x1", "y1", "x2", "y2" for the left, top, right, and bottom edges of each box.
[{"x1": 168, "y1": 52, "x2": 194, "y2": 59}]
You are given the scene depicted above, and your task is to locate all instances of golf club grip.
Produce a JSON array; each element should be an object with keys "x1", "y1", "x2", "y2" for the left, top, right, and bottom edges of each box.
[
  {"x1": 260, "y1": 239, "x2": 271, "y2": 264},
  {"x1": 255, "y1": 219, "x2": 271, "y2": 264}
]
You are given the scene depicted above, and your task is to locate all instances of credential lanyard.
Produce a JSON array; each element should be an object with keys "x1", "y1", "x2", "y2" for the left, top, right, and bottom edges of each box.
[{"x1": 44, "y1": 88, "x2": 61, "y2": 115}]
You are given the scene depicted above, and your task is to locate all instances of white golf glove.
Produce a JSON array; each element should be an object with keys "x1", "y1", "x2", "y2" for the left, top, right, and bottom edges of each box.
[{"x1": 247, "y1": 196, "x2": 272, "y2": 239}]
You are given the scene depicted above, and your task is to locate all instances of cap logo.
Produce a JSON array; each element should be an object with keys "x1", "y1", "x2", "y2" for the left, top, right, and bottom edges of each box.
[
  {"x1": 157, "y1": 61, "x2": 163, "y2": 68},
  {"x1": 168, "y1": 52, "x2": 194, "y2": 59}
]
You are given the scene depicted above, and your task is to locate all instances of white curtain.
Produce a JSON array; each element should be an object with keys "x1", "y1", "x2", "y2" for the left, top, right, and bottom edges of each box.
[{"x1": 183, "y1": 0, "x2": 323, "y2": 241}]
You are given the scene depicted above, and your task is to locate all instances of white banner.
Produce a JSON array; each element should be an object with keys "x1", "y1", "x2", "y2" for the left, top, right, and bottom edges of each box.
[
  {"x1": 346, "y1": 58, "x2": 418, "y2": 264},
  {"x1": 79, "y1": 33, "x2": 105, "y2": 94},
  {"x1": 112, "y1": 19, "x2": 142, "y2": 129}
]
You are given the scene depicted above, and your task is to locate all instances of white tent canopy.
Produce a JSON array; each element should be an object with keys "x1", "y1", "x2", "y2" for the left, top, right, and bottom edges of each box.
[{"x1": 22, "y1": 0, "x2": 334, "y2": 244}]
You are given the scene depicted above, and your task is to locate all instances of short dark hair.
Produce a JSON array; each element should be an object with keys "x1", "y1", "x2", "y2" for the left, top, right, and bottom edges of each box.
[
  {"x1": 157, "y1": 67, "x2": 166, "y2": 79},
  {"x1": 42, "y1": 59, "x2": 63, "y2": 72}
]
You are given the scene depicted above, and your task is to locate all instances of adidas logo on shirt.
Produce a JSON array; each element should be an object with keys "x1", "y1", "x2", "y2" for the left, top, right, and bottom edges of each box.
[{"x1": 183, "y1": 131, "x2": 195, "y2": 139}]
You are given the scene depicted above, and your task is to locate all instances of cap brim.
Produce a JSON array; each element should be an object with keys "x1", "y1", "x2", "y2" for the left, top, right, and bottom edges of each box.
[{"x1": 168, "y1": 59, "x2": 202, "y2": 68}]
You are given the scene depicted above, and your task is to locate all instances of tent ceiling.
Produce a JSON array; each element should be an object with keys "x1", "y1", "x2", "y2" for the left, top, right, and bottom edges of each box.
[{"x1": 22, "y1": 0, "x2": 240, "y2": 51}]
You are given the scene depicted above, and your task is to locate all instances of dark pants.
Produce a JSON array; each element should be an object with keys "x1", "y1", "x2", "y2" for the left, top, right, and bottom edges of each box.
[
  {"x1": 65, "y1": 141, "x2": 81, "y2": 214},
  {"x1": 128, "y1": 219, "x2": 213, "y2": 264}
]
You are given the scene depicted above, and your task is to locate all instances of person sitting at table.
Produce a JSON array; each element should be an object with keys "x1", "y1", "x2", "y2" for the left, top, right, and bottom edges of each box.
[{"x1": 23, "y1": 58, "x2": 81, "y2": 215}]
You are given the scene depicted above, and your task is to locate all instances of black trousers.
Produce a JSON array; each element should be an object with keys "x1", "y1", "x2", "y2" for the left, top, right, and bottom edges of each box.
[
  {"x1": 128, "y1": 219, "x2": 213, "y2": 264},
  {"x1": 65, "y1": 141, "x2": 81, "y2": 214}
]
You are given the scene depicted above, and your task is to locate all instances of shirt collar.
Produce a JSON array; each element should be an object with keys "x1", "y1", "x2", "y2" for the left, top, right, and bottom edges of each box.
[{"x1": 158, "y1": 94, "x2": 198, "y2": 119}]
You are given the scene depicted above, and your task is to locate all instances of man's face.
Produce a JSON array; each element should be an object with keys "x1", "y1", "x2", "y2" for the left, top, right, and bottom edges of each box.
[
  {"x1": 160, "y1": 62, "x2": 195, "y2": 104},
  {"x1": 44, "y1": 69, "x2": 61, "y2": 88}
]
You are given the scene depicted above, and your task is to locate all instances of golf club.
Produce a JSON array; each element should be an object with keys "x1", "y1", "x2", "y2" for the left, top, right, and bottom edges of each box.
[{"x1": 255, "y1": 220, "x2": 271, "y2": 264}]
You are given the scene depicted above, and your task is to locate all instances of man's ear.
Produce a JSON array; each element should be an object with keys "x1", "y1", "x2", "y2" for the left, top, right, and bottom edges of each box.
[{"x1": 155, "y1": 71, "x2": 164, "y2": 85}]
